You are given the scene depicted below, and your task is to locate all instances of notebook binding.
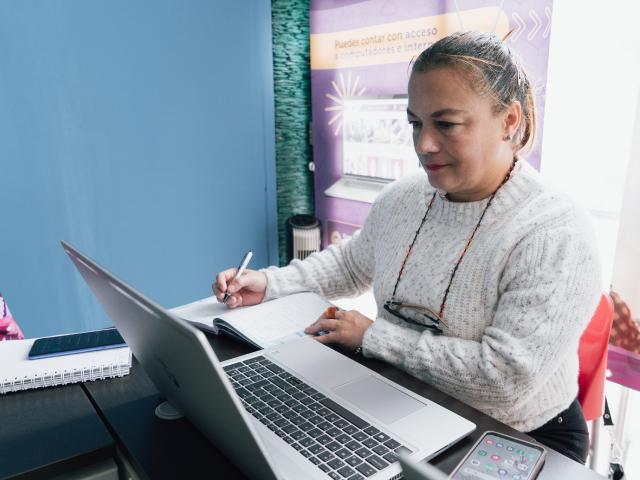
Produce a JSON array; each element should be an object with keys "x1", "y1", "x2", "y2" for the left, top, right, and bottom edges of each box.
[{"x1": 0, "y1": 354, "x2": 131, "y2": 394}]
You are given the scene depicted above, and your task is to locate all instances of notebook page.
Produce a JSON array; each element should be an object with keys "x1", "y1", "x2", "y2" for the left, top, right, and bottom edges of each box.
[
  {"x1": 219, "y1": 292, "x2": 331, "y2": 349},
  {"x1": 169, "y1": 296, "x2": 227, "y2": 332}
]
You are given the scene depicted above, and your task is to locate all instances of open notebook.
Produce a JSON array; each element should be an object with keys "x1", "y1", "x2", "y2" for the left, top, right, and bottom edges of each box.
[
  {"x1": 170, "y1": 292, "x2": 332, "y2": 349},
  {"x1": 0, "y1": 338, "x2": 131, "y2": 394}
]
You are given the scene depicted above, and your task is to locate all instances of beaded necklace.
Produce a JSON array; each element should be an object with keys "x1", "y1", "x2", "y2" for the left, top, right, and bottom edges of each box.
[{"x1": 391, "y1": 158, "x2": 518, "y2": 320}]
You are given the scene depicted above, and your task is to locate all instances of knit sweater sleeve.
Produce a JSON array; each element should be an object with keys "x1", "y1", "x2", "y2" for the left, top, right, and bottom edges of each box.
[
  {"x1": 262, "y1": 202, "x2": 379, "y2": 301},
  {"x1": 362, "y1": 208, "x2": 601, "y2": 406}
]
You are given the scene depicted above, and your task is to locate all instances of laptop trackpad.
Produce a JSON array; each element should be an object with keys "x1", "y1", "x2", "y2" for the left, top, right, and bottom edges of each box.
[{"x1": 333, "y1": 375, "x2": 425, "y2": 425}]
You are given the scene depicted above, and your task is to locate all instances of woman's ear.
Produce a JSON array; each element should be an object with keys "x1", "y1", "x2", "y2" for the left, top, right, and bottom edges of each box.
[{"x1": 502, "y1": 100, "x2": 522, "y2": 140}]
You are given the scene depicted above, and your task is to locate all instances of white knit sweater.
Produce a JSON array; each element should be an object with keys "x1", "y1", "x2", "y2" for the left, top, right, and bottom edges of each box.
[{"x1": 264, "y1": 161, "x2": 601, "y2": 432}]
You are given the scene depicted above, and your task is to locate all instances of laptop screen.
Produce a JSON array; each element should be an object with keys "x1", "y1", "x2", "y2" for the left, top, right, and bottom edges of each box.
[{"x1": 341, "y1": 96, "x2": 419, "y2": 182}]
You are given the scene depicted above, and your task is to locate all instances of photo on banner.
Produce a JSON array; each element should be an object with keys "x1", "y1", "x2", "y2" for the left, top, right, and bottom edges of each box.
[
  {"x1": 0, "y1": 293, "x2": 24, "y2": 341},
  {"x1": 310, "y1": 0, "x2": 553, "y2": 247}
]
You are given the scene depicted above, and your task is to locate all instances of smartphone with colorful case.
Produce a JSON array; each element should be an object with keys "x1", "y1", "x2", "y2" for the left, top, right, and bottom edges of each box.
[{"x1": 450, "y1": 431, "x2": 546, "y2": 480}]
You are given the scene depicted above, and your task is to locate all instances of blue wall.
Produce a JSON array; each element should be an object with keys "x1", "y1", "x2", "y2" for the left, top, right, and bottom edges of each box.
[{"x1": 0, "y1": 0, "x2": 278, "y2": 337}]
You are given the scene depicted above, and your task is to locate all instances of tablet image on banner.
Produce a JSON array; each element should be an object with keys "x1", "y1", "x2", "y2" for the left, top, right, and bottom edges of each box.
[{"x1": 324, "y1": 96, "x2": 419, "y2": 204}]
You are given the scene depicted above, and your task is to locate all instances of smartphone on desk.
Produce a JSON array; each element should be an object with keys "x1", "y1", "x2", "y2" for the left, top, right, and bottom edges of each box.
[
  {"x1": 450, "y1": 431, "x2": 546, "y2": 480},
  {"x1": 28, "y1": 327, "x2": 126, "y2": 359}
]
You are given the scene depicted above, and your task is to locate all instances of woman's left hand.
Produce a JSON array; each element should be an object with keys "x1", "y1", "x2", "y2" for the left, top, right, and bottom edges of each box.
[{"x1": 304, "y1": 308, "x2": 373, "y2": 350}]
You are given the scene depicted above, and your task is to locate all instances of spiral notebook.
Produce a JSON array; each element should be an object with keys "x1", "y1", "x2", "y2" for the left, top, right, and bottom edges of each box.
[{"x1": 0, "y1": 338, "x2": 132, "y2": 394}]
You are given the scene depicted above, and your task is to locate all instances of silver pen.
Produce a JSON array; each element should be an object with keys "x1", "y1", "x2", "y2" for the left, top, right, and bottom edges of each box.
[{"x1": 223, "y1": 250, "x2": 253, "y2": 304}]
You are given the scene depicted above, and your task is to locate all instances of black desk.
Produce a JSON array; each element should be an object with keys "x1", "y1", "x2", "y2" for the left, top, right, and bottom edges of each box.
[
  {"x1": 0, "y1": 384, "x2": 115, "y2": 480},
  {"x1": 83, "y1": 333, "x2": 605, "y2": 480}
]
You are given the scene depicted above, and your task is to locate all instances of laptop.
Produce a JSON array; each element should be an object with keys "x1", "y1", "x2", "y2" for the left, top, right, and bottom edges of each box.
[
  {"x1": 399, "y1": 455, "x2": 449, "y2": 480},
  {"x1": 62, "y1": 240, "x2": 475, "y2": 479},
  {"x1": 324, "y1": 96, "x2": 421, "y2": 204}
]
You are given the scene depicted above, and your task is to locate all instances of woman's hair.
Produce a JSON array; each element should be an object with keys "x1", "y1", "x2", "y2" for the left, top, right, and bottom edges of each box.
[{"x1": 411, "y1": 31, "x2": 536, "y2": 153}]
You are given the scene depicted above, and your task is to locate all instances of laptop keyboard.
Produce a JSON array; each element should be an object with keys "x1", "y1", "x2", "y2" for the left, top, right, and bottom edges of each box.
[{"x1": 224, "y1": 356, "x2": 413, "y2": 479}]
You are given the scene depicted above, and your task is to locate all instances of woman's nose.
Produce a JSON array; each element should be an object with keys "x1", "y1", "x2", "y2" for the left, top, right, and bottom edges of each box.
[{"x1": 414, "y1": 127, "x2": 439, "y2": 154}]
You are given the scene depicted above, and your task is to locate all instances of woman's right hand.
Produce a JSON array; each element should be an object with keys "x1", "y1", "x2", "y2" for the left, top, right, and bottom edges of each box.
[{"x1": 213, "y1": 268, "x2": 267, "y2": 308}]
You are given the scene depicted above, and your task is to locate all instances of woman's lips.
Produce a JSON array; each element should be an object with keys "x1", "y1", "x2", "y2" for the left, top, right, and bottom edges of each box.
[{"x1": 425, "y1": 164, "x2": 447, "y2": 171}]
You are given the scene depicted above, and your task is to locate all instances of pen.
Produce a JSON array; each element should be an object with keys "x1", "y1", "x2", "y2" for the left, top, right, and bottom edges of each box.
[{"x1": 223, "y1": 250, "x2": 253, "y2": 304}]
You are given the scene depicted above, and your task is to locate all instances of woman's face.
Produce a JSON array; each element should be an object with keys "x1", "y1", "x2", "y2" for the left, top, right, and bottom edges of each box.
[{"x1": 408, "y1": 67, "x2": 519, "y2": 202}]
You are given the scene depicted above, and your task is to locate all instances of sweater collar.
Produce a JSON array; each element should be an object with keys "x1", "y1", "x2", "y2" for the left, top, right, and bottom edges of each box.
[{"x1": 423, "y1": 160, "x2": 538, "y2": 226}]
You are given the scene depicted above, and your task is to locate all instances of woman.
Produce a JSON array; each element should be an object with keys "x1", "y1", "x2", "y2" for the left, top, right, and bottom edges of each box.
[{"x1": 214, "y1": 31, "x2": 601, "y2": 463}]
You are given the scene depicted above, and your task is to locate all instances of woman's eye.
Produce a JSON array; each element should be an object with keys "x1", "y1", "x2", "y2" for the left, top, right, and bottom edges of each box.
[{"x1": 436, "y1": 121, "x2": 457, "y2": 130}]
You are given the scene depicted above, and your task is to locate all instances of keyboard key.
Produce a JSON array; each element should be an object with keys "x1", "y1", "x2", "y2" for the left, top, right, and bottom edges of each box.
[
  {"x1": 345, "y1": 455, "x2": 362, "y2": 467},
  {"x1": 342, "y1": 425, "x2": 358, "y2": 435},
  {"x1": 299, "y1": 422, "x2": 314, "y2": 432},
  {"x1": 326, "y1": 413, "x2": 340, "y2": 422},
  {"x1": 329, "y1": 473, "x2": 341, "y2": 480},
  {"x1": 328, "y1": 458, "x2": 345, "y2": 469},
  {"x1": 372, "y1": 445, "x2": 389, "y2": 456},
  {"x1": 270, "y1": 377, "x2": 289, "y2": 389},
  {"x1": 382, "y1": 452, "x2": 398, "y2": 464},
  {"x1": 309, "y1": 443, "x2": 325, "y2": 454},
  {"x1": 345, "y1": 440, "x2": 361, "y2": 451},
  {"x1": 320, "y1": 398, "x2": 369, "y2": 429},
  {"x1": 318, "y1": 451, "x2": 335, "y2": 463},
  {"x1": 326, "y1": 441, "x2": 341, "y2": 452},
  {"x1": 223, "y1": 364, "x2": 241, "y2": 373},
  {"x1": 352, "y1": 431, "x2": 368, "y2": 442},
  {"x1": 355, "y1": 463, "x2": 376, "y2": 477},
  {"x1": 334, "y1": 419, "x2": 349, "y2": 429},
  {"x1": 289, "y1": 416, "x2": 305, "y2": 426},
  {"x1": 300, "y1": 449, "x2": 312, "y2": 458},
  {"x1": 327, "y1": 427, "x2": 342, "y2": 437},
  {"x1": 347, "y1": 474, "x2": 364, "y2": 480},
  {"x1": 299, "y1": 436, "x2": 314, "y2": 447},
  {"x1": 363, "y1": 426, "x2": 379, "y2": 436},
  {"x1": 285, "y1": 386, "x2": 298, "y2": 395},
  {"x1": 308, "y1": 428, "x2": 323, "y2": 438},
  {"x1": 336, "y1": 434, "x2": 351, "y2": 444},
  {"x1": 318, "y1": 421, "x2": 333, "y2": 431},
  {"x1": 235, "y1": 388, "x2": 251, "y2": 398},
  {"x1": 319, "y1": 464, "x2": 331, "y2": 473},
  {"x1": 365, "y1": 455, "x2": 388, "y2": 470},
  {"x1": 317, "y1": 435, "x2": 332, "y2": 445},
  {"x1": 309, "y1": 457, "x2": 321, "y2": 465},
  {"x1": 373, "y1": 432, "x2": 390, "y2": 443},
  {"x1": 309, "y1": 416, "x2": 324, "y2": 425},
  {"x1": 283, "y1": 424, "x2": 298, "y2": 435},
  {"x1": 336, "y1": 448, "x2": 351, "y2": 459},
  {"x1": 355, "y1": 447, "x2": 371, "y2": 458},
  {"x1": 265, "y1": 363, "x2": 284, "y2": 374},
  {"x1": 362, "y1": 438, "x2": 378, "y2": 449},
  {"x1": 384, "y1": 439, "x2": 401, "y2": 449},
  {"x1": 337, "y1": 466, "x2": 356, "y2": 478}
]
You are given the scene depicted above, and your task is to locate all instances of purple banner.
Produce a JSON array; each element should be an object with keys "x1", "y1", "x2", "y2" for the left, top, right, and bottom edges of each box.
[{"x1": 310, "y1": 0, "x2": 553, "y2": 246}]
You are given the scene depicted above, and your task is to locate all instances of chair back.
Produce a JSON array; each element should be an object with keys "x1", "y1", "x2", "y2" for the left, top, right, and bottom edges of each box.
[{"x1": 578, "y1": 294, "x2": 614, "y2": 421}]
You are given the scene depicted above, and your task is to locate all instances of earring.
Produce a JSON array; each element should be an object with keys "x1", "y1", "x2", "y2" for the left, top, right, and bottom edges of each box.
[{"x1": 503, "y1": 132, "x2": 512, "y2": 141}]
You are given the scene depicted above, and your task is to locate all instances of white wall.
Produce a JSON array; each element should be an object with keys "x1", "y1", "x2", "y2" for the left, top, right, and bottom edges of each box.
[{"x1": 540, "y1": 0, "x2": 640, "y2": 287}]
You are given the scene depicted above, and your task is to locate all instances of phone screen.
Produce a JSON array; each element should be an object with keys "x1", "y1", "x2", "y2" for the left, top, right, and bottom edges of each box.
[
  {"x1": 451, "y1": 432, "x2": 545, "y2": 480},
  {"x1": 29, "y1": 328, "x2": 126, "y2": 359}
]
